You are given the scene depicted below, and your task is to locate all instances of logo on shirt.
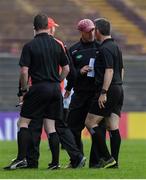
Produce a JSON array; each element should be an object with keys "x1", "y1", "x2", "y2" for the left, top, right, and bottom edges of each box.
[{"x1": 76, "y1": 54, "x2": 83, "y2": 59}]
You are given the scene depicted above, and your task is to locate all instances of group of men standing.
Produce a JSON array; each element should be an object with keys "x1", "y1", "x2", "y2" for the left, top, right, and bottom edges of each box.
[{"x1": 4, "y1": 13, "x2": 124, "y2": 170}]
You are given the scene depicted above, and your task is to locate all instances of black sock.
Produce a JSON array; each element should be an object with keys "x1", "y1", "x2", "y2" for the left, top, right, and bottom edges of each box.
[
  {"x1": 48, "y1": 132, "x2": 60, "y2": 165},
  {"x1": 98, "y1": 126, "x2": 106, "y2": 158},
  {"x1": 91, "y1": 126, "x2": 111, "y2": 161},
  {"x1": 109, "y1": 129, "x2": 121, "y2": 165},
  {"x1": 89, "y1": 125, "x2": 105, "y2": 166},
  {"x1": 17, "y1": 127, "x2": 30, "y2": 160}
]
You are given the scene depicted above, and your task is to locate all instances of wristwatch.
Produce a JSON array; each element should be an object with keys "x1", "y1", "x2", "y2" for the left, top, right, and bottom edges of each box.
[
  {"x1": 101, "y1": 89, "x2": 107, "y2": 94},
  {"x1": 21, "y1": 88, "x2": 28, "y2": 93}
]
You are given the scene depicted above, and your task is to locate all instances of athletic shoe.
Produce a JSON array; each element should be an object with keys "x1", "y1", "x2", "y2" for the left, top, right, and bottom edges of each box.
[
  {"x1": 90, "y1": 157, "x2": 116, "y2": 169},
  {"x1": 107, "y1": 163, "x2": 119, "y2": 169},
  {"x1": 102, "y1": 157, "x2": 116, "y2": 168},
  {"x1": 76, "y1": 156, "x2": 86, "y2": 168},
  {"x1": 9, "y1": 158, "x2": 38, "y2": 169},
  {"x1": 4, "y1": 158, "x2": 27, "y2": 170},
  {"x1": 48, "y1": 163, "x2": 60, "y2": 170},
  {"x1": 72, "y1": 156, "x2": 86, "y2": 168},
  {"x1": 65, "y1": 156, "x2": 86, "y2": 169},
  {"x1": 89, "y1": 158, "x2": 105, "y2": 168}
]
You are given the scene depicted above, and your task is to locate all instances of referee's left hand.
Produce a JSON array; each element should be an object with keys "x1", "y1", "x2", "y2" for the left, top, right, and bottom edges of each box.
[{"x1": 98, "y1": 94, "x2": 107, "y2": 109}]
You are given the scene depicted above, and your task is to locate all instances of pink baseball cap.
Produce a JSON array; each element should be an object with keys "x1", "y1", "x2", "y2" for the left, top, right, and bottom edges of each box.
[{"x1": 77, "y1": 19, "x2": 95, "y2": 32}]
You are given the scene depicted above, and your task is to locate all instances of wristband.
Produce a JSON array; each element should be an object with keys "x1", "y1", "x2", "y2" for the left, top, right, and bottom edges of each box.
[
  {"x1": 17, "y1": 91, "x2": 23, "y2": 97},
  {"x1": 21, "y1": 89, "x2": 28, "y2": 93},
  {"x1": 101, "y1": 89, "x2": 107, "y2": 94},
  {"x1": 17, "y1": 86, "x2": 28, "y2": 97}
]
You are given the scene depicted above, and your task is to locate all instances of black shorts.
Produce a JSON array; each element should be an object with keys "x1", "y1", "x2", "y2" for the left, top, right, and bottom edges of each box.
[
  {"x1": 20, "y1": 82, "x2": 63, "y2": 120},
  {"x1": 89, "y1": 85, "x2": 124, "y2": 117},
  {"x1": 67, "y1": 92, "x2": 94, "y2": 131}
]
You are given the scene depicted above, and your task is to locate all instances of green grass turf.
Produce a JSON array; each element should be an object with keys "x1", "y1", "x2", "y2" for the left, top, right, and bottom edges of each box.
[{"x1": 0, "y1": 139, "x2": 146, "y2": 179}]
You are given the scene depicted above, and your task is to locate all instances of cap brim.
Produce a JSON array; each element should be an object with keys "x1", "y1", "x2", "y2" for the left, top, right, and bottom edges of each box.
[
  {"x1": 54, "y1": 23, "x2": 59, "y2": 27},
  {"x1": 85, "y1": 26, "x2": 95, "y2": 32},
  {"x1": 78, "y1": 26, "x2": 95, "y2": 32}
]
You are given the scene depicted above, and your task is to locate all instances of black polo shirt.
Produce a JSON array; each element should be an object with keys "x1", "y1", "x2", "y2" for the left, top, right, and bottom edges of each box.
[
  {"x1": 66, "y1": 39, "x2": 100, "y2": 93},
  {"x1": 19, "y1": 33, "x2": 69, "y2": 84},
  {"x1": 95, "y1": 38, "x2": 123, "y2": 85}
]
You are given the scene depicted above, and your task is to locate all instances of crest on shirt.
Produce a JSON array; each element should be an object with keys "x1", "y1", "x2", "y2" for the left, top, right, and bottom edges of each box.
[{"x1": 76, "y1": 54, "x2": 83, "y2": 59}]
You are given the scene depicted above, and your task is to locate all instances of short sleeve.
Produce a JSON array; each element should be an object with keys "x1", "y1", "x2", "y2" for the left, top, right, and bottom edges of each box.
[
  {"x1": 19, "y1": 43, "x2": 31, "y2": 67},
  {"x1": 101, "y1": 48, "x2": 114, "y2": 68},
  {"x1": 59, "y1": 46, "x2": 69, "y2": 67}
]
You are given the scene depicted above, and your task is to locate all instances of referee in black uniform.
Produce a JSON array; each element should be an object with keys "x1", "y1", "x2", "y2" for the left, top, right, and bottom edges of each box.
[
  {"x1": 85, "y1": 18, "x2": 124, "y2": 168},
  {"x1": 25, "y1": 18, "x2": 86, "y2": 170},
  {"x1": 65, "y1": 19, "x2": 106, "y2": 167},
  {"x1": 4, "y1": 14, "x2": 70, "y2": 170}
]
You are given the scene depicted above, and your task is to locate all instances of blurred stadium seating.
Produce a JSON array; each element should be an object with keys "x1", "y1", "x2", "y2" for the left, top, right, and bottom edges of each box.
[
  {"x1": 73, "y1": 0, "x2": 146, "y2": 54},
  {"x1": 0, "y1": 0, "x2": 84, "y2": 54},
  {"x1": 1, "y1": 0, "x2": 146, "y2": 54},
  {"x1": 124, "y1": 0, "x2": 146, "y2": 20}
]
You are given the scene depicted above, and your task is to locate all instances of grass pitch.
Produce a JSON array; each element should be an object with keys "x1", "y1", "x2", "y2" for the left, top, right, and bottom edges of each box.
[{"x1": 0, "y1": 139, "x2": 146, "y2": 179}]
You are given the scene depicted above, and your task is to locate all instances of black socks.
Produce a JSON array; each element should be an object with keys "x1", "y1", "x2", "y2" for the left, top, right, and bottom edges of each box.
[
  {"x1": 17, "y1": 127, "x2": 30, "y2": 160},
  {"x1": 89, "y1": 126, "x2": 106, "y2": 166},
  {"x1": 109, "y1": 129, "x2": 121, "y2": 165},
  {"x1": 91, "y1": 126, "x2": 111, "y2": 161},
  {"x1": 48, "y1": 132, "x2": 60, "y2": 165}
]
